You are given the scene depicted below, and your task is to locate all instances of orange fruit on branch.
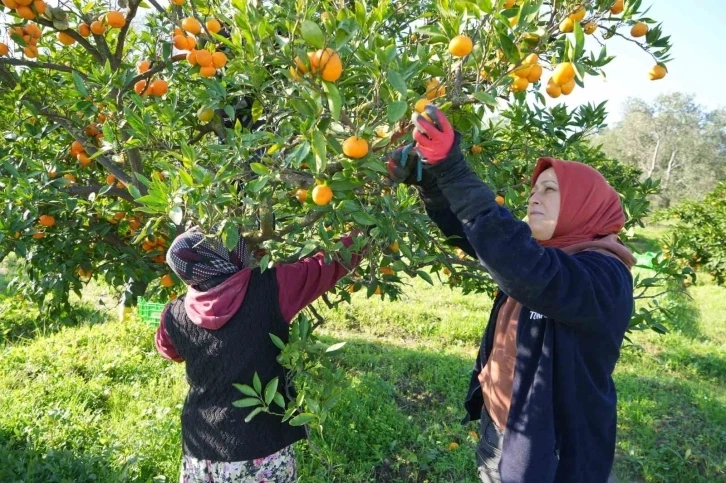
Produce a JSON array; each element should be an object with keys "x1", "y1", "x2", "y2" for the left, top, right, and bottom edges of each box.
[
  {"x1": 90, "y1": 21, "x2": 106, "y2": 35},
  {"x1": 57, "y1": 31, "x2": 76, "y2": 46},
  {"x1": 546, "y1": 79, "x2": 561, "y2": 98},
  {"x1": 32, "y1": 0, "x2": 45, "y2": 14},
  {"x1": 583, "y1": 22, "x2": 597, "y2": 35},
  {"x1": 342, "y1": 136, "x2": 369, "y2": 159},
  {"x1": 70, "y1": 140, "x2": 84, "y2": 156},
  {"x1": 559, "y1": 17, "x2": 574, "y2": 33},
  {"x1": 134, "y1": 79, "x2": 148, "y2": 95},
  {"x1": 106, "y1": 11, "x2": 126, "y2": 28},
  {"x1": 448, "y1": 35, "x2": 473, "y2": 57},
  {"x1": 312, "y1": 185, "x2": 333, "y2": 206},
  {"x1": 206, "y1": 18, "x2": 221, "y2": 34},
  {"x1": 79, "y1": 23, "x2": 91, "y2": 37},
  {"x1": 295, "y1": 189, "x2": 308, "y2": 203},
  {"x1": 195, "y1": 49, "x2": 212, "y2": 67},
  {"x1": 16, "y1": 5, "x2": 35, "y2": 20},
  {"x1": 0, "y1": 43, "x2": 8, "y2": 56},
  {"x1": 495, "y1": 195, "x2": 505, "y2": 206},
  {"x1": 311, "y1": 48, "x2": 343, "y2": 82},
  {"x1": 610, "y1": 0, "x2": 623, "y2": 14},
  {"x1": 106, "y1": 174, "x2": 116, "y2": 184},
  {"x1": 630, "y1": 22, "x2": 648, "y2": 38},
  {"x1": 560, "y1": 79, "x2": 575, "y2": 95},
  {"x1": 551, "y1": 62, "x2": 575, "y2": 86},
  {"x1": 173, "y1": 35, "x2": 189, "y2": 50},
  {"x1": 526, "y1": 64, "x2": 543, "y2": 83},
  {"x1": 414, "y1": 98, "x2": 431, "y2": 113},
  {"x1": 77, "y1": 153, "x2": 92, "y2": 167},
  {"x1": 569, "y1": 5, "x2": 586, "y2": 22},
  {"x1": 150, "y1": 79, "x2": 168, "y2": 96},
  {"x1": 186, "y1": 49, "x2": 198, "y2": 65},
  {"x1": 39, "y1": 214, "x2": 55, "y2": 226},
  {"x1": 211, "y1": 51, "x2": 227, "y2": 68},
  {"x1": 199, "y1": 65, "x2": 217, "y2": 77},
  {"x1": 160, "y1": 274, "x2": 175, "y2": 287},
  {"x1": 182, "y1": 17, "x2": 202, "y2": 35},
  {"x1": 648, "y1": 64, "x2": 666, "y2": 80},
  {"x1": 137, "y1": 60, "x2": 151, "y2": 74}
]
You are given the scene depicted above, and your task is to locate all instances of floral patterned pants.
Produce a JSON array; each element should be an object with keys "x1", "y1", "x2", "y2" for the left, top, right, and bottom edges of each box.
[{"x1": 180, "y1": 445, "x2": 296, "y2": 483}]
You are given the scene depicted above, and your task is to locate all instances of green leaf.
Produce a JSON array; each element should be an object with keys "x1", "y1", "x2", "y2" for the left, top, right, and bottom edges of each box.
[
  {"x1": 269, "y1": 333, "x2": 286, "y2": 350},
  {"x1": 497, "y1": 32, "x2": 517, "y2": 62},
  {"x1": 244, "y1": 407, "x2": 263, "y2": 423},
  {"x1": 416, "y1": 270, "x2": 434, "y2": 286},
  {"x1": 72, "y1": 72, "x2": 88, "y2": 98},
  {"x1": 264, "y1": 378, "x2": 279, "y2": 405},
  {"x1": 233, "y1": 383, "x2": 258, "y2": 397},
  {"x1": 386, "y1": 71, "x2": 408, "y2": 98},
  {"x1": 222, "y1": 222, "x2": 240, "y2": 251},
  {"x1": 168, "y1": 205, "x2": 183, "y2": 225},
  {"x1": 473, "y1": 91, "x2": 498, "y2": 107},
  {"x1": 232, "y1": 397, "x2": 262, "y2": 408},
  {"x1": 387, "y1": 101, "x2": 408, "y2": 123},
  {"x1": 351, "y1": 211, "x2": 377, "y2": 225},
  {"x1": 322, "y1": 81, "x2": 342, "y2": 121},
  {"x1": 325, "y1": 341, "x2": 346, "y2": 353},
  {"x1": 301, "y1": 20, "x2": 324, "y2": 48},
  {"x1": 253, "y1": 373, "x2": 262, "y2": 394},
  {"x1": 250, "y1": 163, "x2": 269, "y2": 175},
  {"x1": 127, "y1": 184, "x2": 142, "y2": 199},
  {"x1": 312, "y1": 129, "x2": 327, "y2": 173},
  {"x1": 289, "y1": 412, "x2": 317, "y2": 426},
  {"x1": 573, "y1": 21, "x2": 585, "y2": 59},
  {"x1": 273, "y1": 393, "x2": 286, "y2": 410}
]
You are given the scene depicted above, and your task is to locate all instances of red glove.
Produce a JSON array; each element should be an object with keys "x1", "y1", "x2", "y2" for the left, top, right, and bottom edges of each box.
[{"x1": 412, "y1": 105, "x2": 455, "y2": 164}]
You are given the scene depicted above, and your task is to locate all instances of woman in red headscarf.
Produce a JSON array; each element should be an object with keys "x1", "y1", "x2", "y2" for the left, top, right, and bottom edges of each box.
[{"x1": 386, "y1": 105, "x2": 635, "y2": 483}]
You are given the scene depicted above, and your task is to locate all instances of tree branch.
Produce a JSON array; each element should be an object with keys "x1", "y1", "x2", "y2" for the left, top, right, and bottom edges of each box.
[
  {"x1": 114, "y1": 0, "x2": 141, "y2": 61},
  {"x1": 35, "y1": 19, "x2": 105, "y2": 64},
  {"x1": 245, "y1": 211, "x2": 326, "y2": 244},
  {"x1": 0, "y1": 58, "x2": 90, "y2": 80},
  {"x1": 65, "y1": 184, "x2": 137, "y2": 203}
]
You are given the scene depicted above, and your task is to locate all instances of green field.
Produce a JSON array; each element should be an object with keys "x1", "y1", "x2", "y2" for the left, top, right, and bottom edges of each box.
[{"x1": 0, "y1": 227, "x2": 724, "y2": 482}]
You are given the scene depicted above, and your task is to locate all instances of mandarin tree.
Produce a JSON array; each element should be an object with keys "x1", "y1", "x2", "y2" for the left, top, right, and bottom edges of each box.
[{"x1": 0, "y1": 0, "x2": 682, "y2": 333}]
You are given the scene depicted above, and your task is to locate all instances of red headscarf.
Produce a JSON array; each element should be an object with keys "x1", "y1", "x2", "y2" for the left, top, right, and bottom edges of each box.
[{"x1": 531, "y1": 157, "x2": 636, "y2": 268}]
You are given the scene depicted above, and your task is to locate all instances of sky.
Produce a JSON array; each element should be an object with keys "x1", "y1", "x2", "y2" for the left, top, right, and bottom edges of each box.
[{"x1": 557, "y1": 0, "x2": 726, "y2": 125}]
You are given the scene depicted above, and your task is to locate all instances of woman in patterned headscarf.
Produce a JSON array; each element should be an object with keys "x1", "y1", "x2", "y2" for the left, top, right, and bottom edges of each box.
[{"x1": 156, "y1": 226, "x2": 364, "y2": 483}]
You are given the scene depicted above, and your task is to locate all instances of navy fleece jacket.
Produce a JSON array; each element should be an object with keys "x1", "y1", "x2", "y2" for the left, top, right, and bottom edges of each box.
[{"x1": 424, "y1": 147, "x2": 634, "y2": 483}]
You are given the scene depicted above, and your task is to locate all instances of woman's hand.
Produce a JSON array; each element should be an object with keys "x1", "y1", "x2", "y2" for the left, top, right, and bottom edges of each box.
[{"x1": 412, "y1": 105, "x2": 455, "y2": 164}]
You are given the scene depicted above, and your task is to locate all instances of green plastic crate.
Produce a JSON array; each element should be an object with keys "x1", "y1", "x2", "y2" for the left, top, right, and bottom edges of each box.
[{"x1": 137, "y1": 297, "x2": 166, "y2": 326}]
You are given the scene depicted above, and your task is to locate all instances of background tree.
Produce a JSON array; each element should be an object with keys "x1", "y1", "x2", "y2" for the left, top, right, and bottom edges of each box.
[{"x1": 594, "y1": 93, "x2": 726, "y2": 208}]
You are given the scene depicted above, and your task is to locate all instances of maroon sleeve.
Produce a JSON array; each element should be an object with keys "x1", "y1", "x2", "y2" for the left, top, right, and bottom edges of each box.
[
  {"x1": 276, "y1": 234, "x2": 364, "y2": 323},
  {"x1": 155, "y1": 306, "x2": 184, "y2": 362}
]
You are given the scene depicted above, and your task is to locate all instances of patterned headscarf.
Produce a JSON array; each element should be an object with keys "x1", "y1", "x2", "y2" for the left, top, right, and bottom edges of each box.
[{"x1": 166, "y1": 226, "x2": 250, "y2": 290}]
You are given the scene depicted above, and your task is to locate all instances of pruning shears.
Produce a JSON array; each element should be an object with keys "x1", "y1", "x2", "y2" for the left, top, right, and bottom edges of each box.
[{"x1": 399, "y1": 141, "x2": 423, "y2": 182}]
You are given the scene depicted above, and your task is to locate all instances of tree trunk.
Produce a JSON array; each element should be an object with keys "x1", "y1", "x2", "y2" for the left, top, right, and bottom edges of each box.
[{"x1": 646, "y1": 137, "x2": 661, "y2": 178}]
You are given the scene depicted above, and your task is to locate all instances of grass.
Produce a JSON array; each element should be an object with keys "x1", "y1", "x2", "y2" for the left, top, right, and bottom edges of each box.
[{"x1": 0, "y1": 226, "x2": 724, "y2": 482}]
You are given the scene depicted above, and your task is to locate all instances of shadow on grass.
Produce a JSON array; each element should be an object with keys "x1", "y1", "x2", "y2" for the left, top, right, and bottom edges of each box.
[
  {"x1": 0, "y1": 298, "x2": 112, "y2": 345},
  {"x1": 614, "y1": 372, "x2": 726, "y2": 483},
  {"x1": 0, "y1": 427, "x2": 122, "y2": 483}
]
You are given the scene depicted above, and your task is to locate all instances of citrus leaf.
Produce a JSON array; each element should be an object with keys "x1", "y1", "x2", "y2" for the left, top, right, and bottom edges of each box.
[
  {"x1": 386, "y1": 71, "x2": 408, "y2": 98},
  {"x1": 273, "y1": 393, "x2": 286, "y2": 410},
  {"x1": 253, "y1": 372, "x2": 262, "y2": 394},
  {"x1": 301, "y1": 20, "x2": 324, "y2": 48},
  {"x1": 232, "y1": 397, "x2": 261, "y2": 408},
  {"x1": 387, "y1": 101, "x2": 408, "y2": 123},
  {"x1": 250, "y1": 163, "x2": 269, "y2": 175},
  {"x1": 264, "y1": 378, "x2": 279, "y2": 405},
  {"x1": 244, "y1": 407, "x2": 263, "y2": 423},
  {"x1": 289, "y1": 412, "x2": 317, "y2": 426},
  {"x1": 323, "y1": 81, "x2": 342, "y2": 121},
  {"x1": 351, "y1": 211, "x2": 376, "y2": 225},
  {"x1": 233, "y1": 383, "x2": 258, "y2": 397},
  {"x1": 325, "y1": 341, "x2": 346, "y2": 353},
  {"x1": 312, "y1": 129, "x2": 327, "y2": 173}
]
